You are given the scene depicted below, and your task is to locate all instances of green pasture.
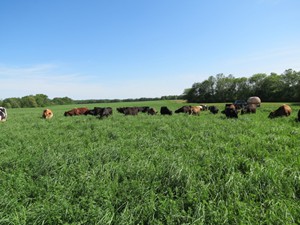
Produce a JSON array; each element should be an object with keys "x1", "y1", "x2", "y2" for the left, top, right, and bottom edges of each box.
[{"x1": 0, "y1": 101, "x2": 299, "y2": 224}]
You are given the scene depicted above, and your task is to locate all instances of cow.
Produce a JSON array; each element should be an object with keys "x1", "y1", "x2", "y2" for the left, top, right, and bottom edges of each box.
[
  {"x1": 85, "y1": 107, "x2": 103, "y2": 115},
  {"x1": 86, "y1": 107, "x2": 113, "y2": 118},
  {"x1": 160, "y1": 106, "x2": 172, "y2": 115},
  {"x1": 117, "y1": 107, "x2": 139, "y2": 115},
  {"x1": 222, "y1": 104, "x2": 238, "y2": 118},
  {"x1": 100, "y1": 107, "x2": 113, "y2": 118},
  {"x1": 124, "y1": 107, "x2": 139, "y2": 115},
  {"x1": 64, "y1": 107, "x2": 89, "y2": 116},
  {"x1": 137, "y1": 106, "x2": 150, "y2": 113},
  {"x1": 117, "y1": 107, "x2": 125, "y2": 114},
  {"x1": 298, "y1": 109, "x2": 300, "y2": 122},
  {"x1": 0, "y1": 107, "x2": 7, "y2": 122},
  {"x1": 247, "y1": 96, "x2": 261, "y2": 107},
  {"x1": 175, "y1": 106, "x2": 191, "y2": 114},
  {"x1": 200, "y1": 104, "x2": 208, "y2": 111},
  {"x1": 147, "y1": 107, "x2": 157, "y2": 115},
  {"x1": 241, "y1": 104, "x2": 256, "y2": 115},
  {"x1": 268, "y1": 104, "x2": 292, "y2": 119},
  {"x1": 42, "y1": 109, "x2": 53, "y2": 119},
  {"x1": 208, "y1": 106, "x2": 219, "y2": 114},
  {"x1": 190, "y1": 106, "x2": 201, "y2": 115}
]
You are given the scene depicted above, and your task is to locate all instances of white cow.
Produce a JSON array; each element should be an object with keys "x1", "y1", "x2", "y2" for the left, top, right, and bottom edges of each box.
[{"x1": 0, "y1": 107, "x2": 7, "y2": 121}]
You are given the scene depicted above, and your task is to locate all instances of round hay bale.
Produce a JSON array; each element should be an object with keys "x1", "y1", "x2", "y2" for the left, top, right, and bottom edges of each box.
[{"x1": 247, "y1": 96, "x2": 261, "y2": 106}]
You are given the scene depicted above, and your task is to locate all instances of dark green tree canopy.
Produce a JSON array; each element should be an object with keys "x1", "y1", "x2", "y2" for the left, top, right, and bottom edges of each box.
[{"x1": 183, "y1": 69, "x2": 300, "y2": 103}]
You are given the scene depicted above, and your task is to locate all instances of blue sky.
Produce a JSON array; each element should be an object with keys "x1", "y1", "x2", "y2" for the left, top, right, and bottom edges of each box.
[{"x1": 1, "y1": 0, "x2": 300, "y2": 100}]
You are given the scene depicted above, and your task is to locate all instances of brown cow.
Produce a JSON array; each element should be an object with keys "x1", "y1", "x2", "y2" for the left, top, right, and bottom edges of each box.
[
  {"x1": 147, "y1": 107, "x2": 157, "y2": 115},
  {"x1": 190, "y1": 106, "x2": 201, "y2": 115},
  {"x1": 42, "y1": 109, "x2": 53, "y2": 119},
  {"x1": 64, "y1": 107, "x2": 89, "y2": 116},
  {"x1": 268, "y1": 104, "x2": 292, "y2": 119},
  {"x1": 175, "y1": 106, "x2": 191, "y2": 114},
  {"x1": 241, "y1": 104, "x2": 256, "y2": 114}
]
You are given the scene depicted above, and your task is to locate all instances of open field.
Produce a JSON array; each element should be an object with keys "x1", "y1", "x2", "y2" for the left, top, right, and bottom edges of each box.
[{"x1": 0, "y1": 101, "x2": 300, "y2": 224}]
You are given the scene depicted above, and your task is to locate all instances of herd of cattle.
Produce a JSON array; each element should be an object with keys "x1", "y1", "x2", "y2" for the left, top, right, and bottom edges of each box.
[
  {"x1": 0, "y1": 104, "x2": 299, "y2": 122},
  {"x1": 43, "y1": 103, "x2": 299, "y2": 121}
]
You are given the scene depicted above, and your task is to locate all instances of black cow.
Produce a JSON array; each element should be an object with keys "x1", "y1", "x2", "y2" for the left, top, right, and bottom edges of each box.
[
  {"x1": 222, "y1": 104, "x2": 238, "y2": 118},
  {"x1": 160, "y1": 106, "x2": 172, "y2": 115},
  {"x1": 85, "y1": 107, "x2": 112, "y2": 118},
  {"x1": 137, "y1": 106, "x2": 150, "y2": 113},
  {"x1": 175, "y1": 106, "x2": 191, "y2": 114},
  {"x1": 99, "y1": 107, "x2": 113, "y2": 118},
  {"x1": 117, "y1": 107, "x2": 126, "y2": 114},
  {"x1": 117, "y1": 107, "x2": 139, "y2": 115},
  {"x1": 297, "y1": 109, "x2": 300, "y2": 122},
  {"x1": 208, "y1": 106, "x2": 219, "y2": 114}
]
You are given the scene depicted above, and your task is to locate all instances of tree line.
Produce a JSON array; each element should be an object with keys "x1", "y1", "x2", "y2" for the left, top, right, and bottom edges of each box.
[
  {"x1": 0, "y1": 94, "x2": 74, "y2": 108},
  {"x1": 0, "y1": 94, "x2": 181, "y2": 108},
  {"x1": 182, "y1": 69, "x2": 300, "y2": 103},
  {"x1": 2, "y1": 69, "x2": 299, "y2": 108}
]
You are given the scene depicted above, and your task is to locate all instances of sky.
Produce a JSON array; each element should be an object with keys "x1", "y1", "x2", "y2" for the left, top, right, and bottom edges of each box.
[{"x1": 1, "y1": 0, "x2": 300, "y2": 100}]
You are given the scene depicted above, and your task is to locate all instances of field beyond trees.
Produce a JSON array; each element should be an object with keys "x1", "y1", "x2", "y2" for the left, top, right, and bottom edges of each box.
[{"x1": 0, "y1": 101, "x2": 299, "y2": 224}]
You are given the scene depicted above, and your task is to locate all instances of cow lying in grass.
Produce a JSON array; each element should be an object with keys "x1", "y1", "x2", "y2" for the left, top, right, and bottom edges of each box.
[
  {"x1": 175, "y1": 105, "x2": 202, "y2": 115},
  {"x1": 268, "y1": 104, "x2": 292, "y2": 119},
  {"x1": 64, "y1": 107, "x2": 89, "y2": 116},
  {"x1": 42, "y1": 109, "x2": 53, "y2": 119}
]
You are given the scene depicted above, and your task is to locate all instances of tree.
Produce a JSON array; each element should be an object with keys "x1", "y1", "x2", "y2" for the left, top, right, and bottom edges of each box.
[
  {"x1": 3, "y1": 98, "x2": 21, "y2": 108},
  {"x1": 281, "y1": 69, "x2": 300, "y2": 101},
  {"x1": 234, "y1": 77, "x2": 251, "y2": 100},
  {"x1": 21, "y1": 96, "x2": 38, "y2": 108},
  {"x1": 248, "y1": 73, "x2": 267, "y2": 98},
  {"x1": 35, "y1": 94, "x2": 51, "y2": 107},
  {"x1": 214, "y1": 74, "x2": 236, "y2": 102}
]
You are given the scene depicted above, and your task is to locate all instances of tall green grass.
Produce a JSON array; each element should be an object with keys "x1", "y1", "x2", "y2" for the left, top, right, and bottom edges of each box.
[{"x1": 0, "y1": 101, "x2": 299, "y2": 224}]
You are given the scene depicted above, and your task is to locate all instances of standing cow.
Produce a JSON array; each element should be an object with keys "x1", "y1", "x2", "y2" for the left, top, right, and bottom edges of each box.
[
  {"x1": 0, "y1": 107, "x2": 7, "y2": 122},
  {"x1": 42, "y1": 109, "x2": 53, "y2": 119},
  {"x1": 298, "y1": 109, "x2": 300, "y2": 122},
  {"x1": 268, "y1": 104, "x2": 292, "y2": 119}
]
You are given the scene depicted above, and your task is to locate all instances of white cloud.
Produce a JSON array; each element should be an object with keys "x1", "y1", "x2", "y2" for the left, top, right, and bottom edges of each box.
[{"x1": 0, "y1": 64, "x2": 189, "y2": 100}]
